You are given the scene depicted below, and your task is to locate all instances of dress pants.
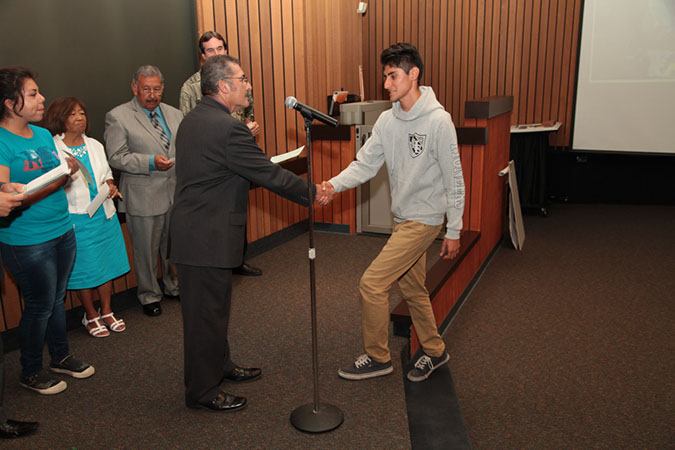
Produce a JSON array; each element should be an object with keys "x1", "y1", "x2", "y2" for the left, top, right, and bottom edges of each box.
[
  {"x1": 125, "y1": 211, "x2": 179, "y2": 305},
  {"x1": 359, "y1": 220, "x2": 447, "y2": 363},
  {"x1": 176, "y1": 263, "x2": 235, "y2": 405}
]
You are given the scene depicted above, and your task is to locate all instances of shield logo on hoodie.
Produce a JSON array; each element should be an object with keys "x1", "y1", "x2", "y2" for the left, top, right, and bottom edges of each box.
[{"x1": 408, "y1": 133, "x2": 426, "y2": 158}]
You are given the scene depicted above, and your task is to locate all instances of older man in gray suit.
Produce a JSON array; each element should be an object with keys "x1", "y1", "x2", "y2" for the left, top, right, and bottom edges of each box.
[{"x1": 105, "y1": 65, "x2": 182, "y2": 317}]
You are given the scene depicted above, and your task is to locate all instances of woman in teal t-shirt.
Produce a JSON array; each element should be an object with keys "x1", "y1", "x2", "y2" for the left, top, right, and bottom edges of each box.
[{"x1": 0, "y1": 66, "x2": 95, "y2": 396}]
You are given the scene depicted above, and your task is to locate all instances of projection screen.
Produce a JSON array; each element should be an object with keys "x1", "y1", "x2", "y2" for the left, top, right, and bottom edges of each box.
[{"x1": 572, "y1": 0, "x2": 675, "y2": 154}]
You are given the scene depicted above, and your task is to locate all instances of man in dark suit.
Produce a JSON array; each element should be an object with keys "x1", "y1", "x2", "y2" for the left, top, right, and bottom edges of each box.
[
  {"x1": 179, "y1": 30, "x2": 262, "y2": 277},
  {"x1": 105, "y1": 65, "x2": 183, "y2": 317},
  {"x1": 169, "y1": 55, "x2": 318, "y2": 412}
]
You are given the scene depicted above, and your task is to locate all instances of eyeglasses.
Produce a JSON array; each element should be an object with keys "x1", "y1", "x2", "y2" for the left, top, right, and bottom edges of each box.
[
  {"x1": 141, "y1": 87, "x2": 163, "y2": 95},
  {"x1": 224, "y1": 76, "x2": 249, "y2": 84}
]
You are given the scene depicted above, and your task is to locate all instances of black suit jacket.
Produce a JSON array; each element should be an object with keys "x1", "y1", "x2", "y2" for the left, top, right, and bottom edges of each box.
[{"x1": 169, "y1": 96, "x2": 314, "y2": 268}]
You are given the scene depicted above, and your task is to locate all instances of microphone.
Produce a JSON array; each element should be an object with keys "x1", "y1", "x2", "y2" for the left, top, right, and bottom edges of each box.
[{"x1": 285, "y1": 96, "x2": 339, "y2": 127}]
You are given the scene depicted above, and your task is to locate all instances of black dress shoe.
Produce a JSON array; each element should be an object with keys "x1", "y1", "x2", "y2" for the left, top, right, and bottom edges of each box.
[
  {"x1": 188, "y1": 392, "x2": 247, "y2": 412},
  {"x1": 142, "y1": 302, "x2": 162, "y2": 317},
  {"x1": 222, "y1": 366, "x2": 262, "y2": 382},
  {"x1": 0, "y1": 419, "x2": 39, "y2": 439},
  {"x1": 232, "y1": 263, "x2": 262, "y2": 276}
]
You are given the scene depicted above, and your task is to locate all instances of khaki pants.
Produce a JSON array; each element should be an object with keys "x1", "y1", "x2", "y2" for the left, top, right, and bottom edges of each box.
[{"x1": 360, "y1": 220, "x2": 446, "y2": 363}]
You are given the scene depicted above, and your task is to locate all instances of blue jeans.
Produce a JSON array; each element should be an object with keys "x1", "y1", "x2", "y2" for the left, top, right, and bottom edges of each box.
[{"x1": 0, "y1": 229, "x2": 76, "y2": 378}]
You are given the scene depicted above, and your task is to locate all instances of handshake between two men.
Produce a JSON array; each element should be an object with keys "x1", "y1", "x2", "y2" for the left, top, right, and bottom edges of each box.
[{"x1": 314, "y1": 181, "x2": 335, "y2": 206}]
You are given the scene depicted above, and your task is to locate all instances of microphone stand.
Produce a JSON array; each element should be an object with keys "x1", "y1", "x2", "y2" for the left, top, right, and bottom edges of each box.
[{"x1": 290, "y1": 115, "x2": 344, "y2": 433}]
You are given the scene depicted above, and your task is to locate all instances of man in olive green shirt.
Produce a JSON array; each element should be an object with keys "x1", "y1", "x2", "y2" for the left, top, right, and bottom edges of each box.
[
  {"x1": 179, "y1": 31, "x2": 262, "y2": 276},
  {"x1": 180, "y1": 31, "x2": 259, "y2": 132}
]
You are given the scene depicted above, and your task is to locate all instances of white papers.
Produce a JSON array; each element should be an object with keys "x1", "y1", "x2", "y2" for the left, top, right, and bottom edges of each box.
[
  {"x1": 86, "y1": 182, "x2": 110, "y2": 218},
  {"x1": 510, "y1": 121, "x2": 561, "y2": 134},
  {"x1": 504, "y1": 160, "x2": 526, "y2": 250},
  {"x1": 60, "y1": 149, "x2": 94, "y2": 185},
  {"x1": 270, "y1": 146, "x2": 305, "y2": 164},
  {"x1": 22, "y1": 163, "x2": 70, "y2": 195}
]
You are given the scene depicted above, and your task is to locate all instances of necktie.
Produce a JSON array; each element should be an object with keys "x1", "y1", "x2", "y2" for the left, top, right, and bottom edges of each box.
[{"x1": 150, "y1": 111, "x2": 170, "y2": 152}]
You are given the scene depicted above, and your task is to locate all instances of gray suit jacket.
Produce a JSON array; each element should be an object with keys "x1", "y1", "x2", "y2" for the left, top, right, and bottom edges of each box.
[{"x1": 104, "y1": 99, "x2": 183, "y2": 216}]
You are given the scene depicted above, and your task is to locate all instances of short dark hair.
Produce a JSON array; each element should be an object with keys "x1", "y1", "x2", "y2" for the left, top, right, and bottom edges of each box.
[
  {"x1": 198, "y1": 31, "x2": 227, "y2": 55},
  {"x1": 43, "y1": 97, "x2": 90, "y2": 136},
  {"x1": 0, "y1": 66, "x2": 36, "y2": 120},
  {"x1": 201, "y1": 54, "x2": 240, "y2": 96},
  {"x1": 380, "y1": 43, "x2": 424, "y2": 79}
]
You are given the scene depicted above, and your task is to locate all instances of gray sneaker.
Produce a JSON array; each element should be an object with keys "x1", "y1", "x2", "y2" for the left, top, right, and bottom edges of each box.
[
  {"x1": 338, "y1": 354, "x2": 393, "y2": 380},
  {"x1": 407, "y1": 352, "x2": 450, "y2": 382},
  {"x1": 49, "y1": 355, "x2": 95, "y2": 379},
  {"x1": 19, "y1": 370, "x2": 67, "y2": 395}
]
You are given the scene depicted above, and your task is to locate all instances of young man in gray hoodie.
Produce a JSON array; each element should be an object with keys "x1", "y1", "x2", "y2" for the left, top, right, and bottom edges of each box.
[{"x1": 317, "y1": 42, "x2": 465, "y2": 382}]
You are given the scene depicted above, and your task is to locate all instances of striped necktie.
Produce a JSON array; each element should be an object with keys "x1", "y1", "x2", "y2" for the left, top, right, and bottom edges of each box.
[{"x1": 149, "y1": 111, "x2": 170, "y2": 151}]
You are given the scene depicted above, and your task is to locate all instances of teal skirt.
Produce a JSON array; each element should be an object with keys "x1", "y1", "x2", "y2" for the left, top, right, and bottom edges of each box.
[{"x1": 67, "y1": 208, "x2": 130, "y2": 290}]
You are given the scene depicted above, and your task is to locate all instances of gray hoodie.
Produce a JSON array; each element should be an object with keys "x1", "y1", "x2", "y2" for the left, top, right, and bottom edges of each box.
[{"x1": 329, "y1": 86, "x2": 465, "y2": 239}]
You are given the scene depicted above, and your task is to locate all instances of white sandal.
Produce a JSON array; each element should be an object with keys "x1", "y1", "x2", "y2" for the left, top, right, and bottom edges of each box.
[
  {"x1": 82, "y1": 313, "x2": 109, "y2": 338},
  {"x1": 99, "y1": 309, "x2": 126, "y2": 333}
]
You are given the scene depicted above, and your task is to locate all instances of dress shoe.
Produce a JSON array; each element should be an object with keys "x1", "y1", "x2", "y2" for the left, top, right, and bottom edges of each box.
[
  {"x1": 0, "y1": 419, "x2": 39, "y2": 439},
  {"x1": 222, "y1": 366, "x2": 262, "y2": 383},
  {"x1": 188, "y1": 392, "x2": 247, "y2": 412},
  {"x1": 163, "y1": 293, "x2": 180, "y2": 301},
  {"x1": 232, "y1": 263, "x2": 262, "y2": 276},
  {"x1": 142, "y1": 302, "x2": 162, "y2": 317}
]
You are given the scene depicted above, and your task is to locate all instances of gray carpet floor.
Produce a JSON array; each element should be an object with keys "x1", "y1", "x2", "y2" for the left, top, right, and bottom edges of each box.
[
  {"x1": 3, "y1": 232, "x2": 434, "y2": 449},
  {"x1": 6, "y1": 204, "x2": 670, "y2": 448},
  {"x1": 444, "y1": 204, "x2": 675, "y2": 448}
]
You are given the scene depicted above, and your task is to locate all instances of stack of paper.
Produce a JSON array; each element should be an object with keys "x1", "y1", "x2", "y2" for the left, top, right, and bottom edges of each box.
[{"x1": 23, "y1": 163, "x2": 70, "y2": 195}]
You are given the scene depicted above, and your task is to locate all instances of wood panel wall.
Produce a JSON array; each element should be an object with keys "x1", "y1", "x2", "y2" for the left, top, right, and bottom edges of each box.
[
  {"x1": 361, "y1": 0, "x2": 582, "y2": 148},
  {"x1": 194, "y1": 0, "x2": 583, "y2": 243},
  {"x1": 311, "y1": 130, "x2": 357, "y2": 232}
]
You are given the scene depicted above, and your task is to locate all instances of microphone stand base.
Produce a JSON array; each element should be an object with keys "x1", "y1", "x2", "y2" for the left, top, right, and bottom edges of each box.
[{"x1": 290, "y1": 403, "x2": 344, "y2": 433}]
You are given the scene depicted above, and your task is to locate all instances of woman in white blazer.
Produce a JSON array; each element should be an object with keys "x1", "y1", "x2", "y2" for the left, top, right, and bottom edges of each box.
[{"x1": 44, "y1": 98, "x2": 130, "y2": 338}]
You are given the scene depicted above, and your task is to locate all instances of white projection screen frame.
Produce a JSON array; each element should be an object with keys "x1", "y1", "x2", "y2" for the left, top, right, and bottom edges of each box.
[{"x1": 572, "y1": 0, "x2": 675, "y2": 154}]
